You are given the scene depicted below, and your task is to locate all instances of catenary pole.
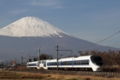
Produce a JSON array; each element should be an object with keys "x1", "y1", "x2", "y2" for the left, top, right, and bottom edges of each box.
[
  {"x1": 38, "y1": 48, "x2": 40, "y2": 68},
  {"x1": 56, "y1": 45, "x2": 59, "y2": 70}
]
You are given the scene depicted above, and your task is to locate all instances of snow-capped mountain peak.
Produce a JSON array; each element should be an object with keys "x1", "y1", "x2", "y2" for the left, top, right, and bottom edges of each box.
[{"x1": 0, "y1": 16, "x2": 68, "y2": 37}]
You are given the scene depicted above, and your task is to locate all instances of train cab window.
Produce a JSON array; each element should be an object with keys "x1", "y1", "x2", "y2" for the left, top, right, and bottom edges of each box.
[{"x1": 91, "y1": 56, "x2": 103, "y2": 66}]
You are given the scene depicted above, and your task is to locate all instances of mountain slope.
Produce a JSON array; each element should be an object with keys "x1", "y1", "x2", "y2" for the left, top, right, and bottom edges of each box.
[{"x1": 0, "y1": 34, "x2": 118, "y2": 61}]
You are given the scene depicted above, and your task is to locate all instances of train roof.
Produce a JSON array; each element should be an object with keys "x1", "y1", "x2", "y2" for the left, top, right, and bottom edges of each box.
[
  {"x1": 46, "y1": 55, "x2": 92, "y2": 61},
  {"x1": 27, "y1": 55, "x2": 95, "y2": 63}
]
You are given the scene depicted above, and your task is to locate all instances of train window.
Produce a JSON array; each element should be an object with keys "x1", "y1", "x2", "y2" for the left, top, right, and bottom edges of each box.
[
  {"x1": 61, "y1": 62, "x2": 65, "y2": 65},
  {"x1": 66, "y1": 61, "x2": 69, "y2": 65},
  {"x1": 68, "y1": 62, "x2": 70, "y2": 65},
  {"x1": 74, "y1": 61, "x2": 77, "y2": 65},
  {"x1": 75, "y1": 61, "x2": 77, "y2": 65},
  {"x1": 81, "y1": 60, "x2": 89, "y2": 65},
  {"x1": 61, "y1": 61, "x2": 72, "y2": 65},
  {"x1": 47, "y1": 62, "x2": 57, "y2": 66},
  {"x1": 74, "y1": 60, "x2": 89, "y2": 65},
  {"x1": 66, "y1": 62, "x2": 68, "y2": 65},
  {"x1": 78, "y1": 61, "x2": 79, "y2": 64},
  {"x1": 66, "y1": 61, "x2": 72, "y2": 65},
  {"x1": 28, "y1": 63, "x2": 37, "y2": 66},
  {"x1": 77, "y1": 61, "x2": 80, "y2": 65},
  {"x1": 62, "y1": 62, "x2": 65, "y2": 65},
  {"x1": 62, "y1": 62, "x2": 64, "y2": 65}
]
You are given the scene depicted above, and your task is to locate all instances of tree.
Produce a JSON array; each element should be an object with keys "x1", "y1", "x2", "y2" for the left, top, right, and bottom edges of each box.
[
  {"x1": 33, "y1": 57, "x2": 37, "y2": 61},
  {"x1": 28, "y1": 59, "x2": 32, "y2": 62},
  {"x1": 39, "y1": 54, "x2": 53, "y2": 60}
]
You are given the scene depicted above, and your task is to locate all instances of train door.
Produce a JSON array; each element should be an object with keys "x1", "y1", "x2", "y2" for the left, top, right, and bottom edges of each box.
[
  {"x1": 40, "y1": 61, "x2": 47, "y2": 69},
  {"x1": 37, "y1": 61, "x2": 40, "y2": 69},
  {"x1": 40, "y1": 61, "x2": 43, "y2": 68},
  {"x1": 72, "y1": 58, "x2": 75, "y2": 68},
  {"x1": 43, "y1": 61, "x2": 47, "y2": 69}
]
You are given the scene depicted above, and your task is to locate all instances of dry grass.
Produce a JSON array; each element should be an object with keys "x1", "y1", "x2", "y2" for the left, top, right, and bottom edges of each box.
[
  {"x1": 0, "y1": 70, "x2": 120, "y2": 80},
  {"x1": 49, "y1": 74, "x2": 120, "y2": 80}
]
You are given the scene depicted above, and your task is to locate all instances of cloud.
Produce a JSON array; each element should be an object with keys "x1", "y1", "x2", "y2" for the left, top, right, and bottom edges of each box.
[
  {"x1": 29, "y1": 0, "x2": 63, "y2": 9},
  {"x1": 8, "y1": 9, "x2": 27, "y2": 16}
]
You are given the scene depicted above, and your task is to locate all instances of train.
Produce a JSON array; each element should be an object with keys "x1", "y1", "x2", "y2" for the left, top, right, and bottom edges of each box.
[{"x1": 26, "y1": 55, "x2": 103, "y2": 71}]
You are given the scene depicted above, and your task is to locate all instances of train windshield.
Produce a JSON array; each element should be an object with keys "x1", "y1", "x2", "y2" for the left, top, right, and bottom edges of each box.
[{"x1": 91, "y1": 56, "x2": 103, "y2": 66}]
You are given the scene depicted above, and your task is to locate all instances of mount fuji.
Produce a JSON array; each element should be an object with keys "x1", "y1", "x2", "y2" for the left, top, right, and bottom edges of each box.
[
  {"x1": 0, "y1": 16, "x2": 68, "y2": 37},
  {"x1": 0, "y1": 16, "x2": 118, "y2": 61}
]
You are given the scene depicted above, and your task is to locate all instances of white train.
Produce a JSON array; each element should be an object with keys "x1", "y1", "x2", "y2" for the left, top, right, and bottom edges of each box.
[{"x1": 26, "y1": 55, "x2": 103, "y2": 71}]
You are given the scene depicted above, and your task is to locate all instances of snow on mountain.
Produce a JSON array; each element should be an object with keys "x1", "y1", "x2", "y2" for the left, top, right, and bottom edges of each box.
[{"x1": 0, "y1": 16, "x2": 68, "y2": 37}]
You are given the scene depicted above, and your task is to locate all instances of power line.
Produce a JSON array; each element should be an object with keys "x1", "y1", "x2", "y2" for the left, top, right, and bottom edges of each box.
[
  {"x1": 96, "y1": 31, "x2": 120, "y2": 44},
  {"x1": 80, "y1": 31, "x2": 120, "y2": 50}
]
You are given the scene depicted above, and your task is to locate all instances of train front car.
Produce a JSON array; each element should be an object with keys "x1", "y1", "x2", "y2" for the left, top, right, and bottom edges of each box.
[{"x1": 90, "y1": 55, "x2": 103, "y2": 71}]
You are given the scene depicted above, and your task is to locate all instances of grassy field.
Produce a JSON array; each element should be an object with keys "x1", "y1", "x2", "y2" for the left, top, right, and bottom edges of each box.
[{"x1": 0, "y1": 70, "x2": 120, "y2": 80}]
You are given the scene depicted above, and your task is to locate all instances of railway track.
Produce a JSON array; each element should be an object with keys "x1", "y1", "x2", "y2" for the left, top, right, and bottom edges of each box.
[{"x1": 10, "y1": 69, "x2": 120, "y2": 78}]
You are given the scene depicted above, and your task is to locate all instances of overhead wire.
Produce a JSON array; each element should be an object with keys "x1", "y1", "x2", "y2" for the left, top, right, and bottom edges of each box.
[
  {"x1": 80, "y1": 31, "x2": 120, "y2": 50},
  {"x1": 96, "y1": 31, "x2": 120, "y2": 44}
]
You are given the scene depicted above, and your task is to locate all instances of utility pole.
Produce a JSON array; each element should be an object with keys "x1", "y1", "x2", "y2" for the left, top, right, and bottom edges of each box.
[
  {"x1": 27, "y1": 52, "x2": 29, "y2": 68},
  {"x1": 38, "y1": 48, "x2": 40, "y2": 67},
  {"x1": 11, "y1": 60, "x2": 12, "y2": 67},
  {"x1": 56, "y1": 45, "x2": 59, "y2": 70},
  {"x1": 1, "y1": 61, "x2": 3, "y2": 70},
  {"x1": 15, "y1": 58, "x2": 17, "y2": 68},
  {"x1": 28, "y1": 52, "x2": 29, "y2": 62},
  {"x1": 38, "y1": 48, "x2": 40, "y2": 60},
  {"x1": 56, "y1": 45, "x2": 72, "y2": 70},
  {"x1": 78, "y1": 51, "x2": 82, "y2": 56},
  {"x1": 21, "y1": 56, "x2": 23, "y2": 67},
  {"x1": 6, "y1": 61, "x2": 8, "y2": 69}
]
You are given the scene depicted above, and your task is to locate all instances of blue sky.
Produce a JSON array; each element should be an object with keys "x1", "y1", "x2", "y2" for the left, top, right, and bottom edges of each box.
[{"x1": 0, "y1": 0, "x2": 120, "y2": 48}]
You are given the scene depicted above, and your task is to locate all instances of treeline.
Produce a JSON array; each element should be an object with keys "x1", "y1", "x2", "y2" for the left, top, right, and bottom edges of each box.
[
  {"x1": 82, "y1": 50, "x2": 120, "y2": 66},
  {"x1": 81, "y1": 50, "x2": 120, "y2": 71},
  {"x1": 28, "y1": 54, "x2": 53, "y2": 62}
]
